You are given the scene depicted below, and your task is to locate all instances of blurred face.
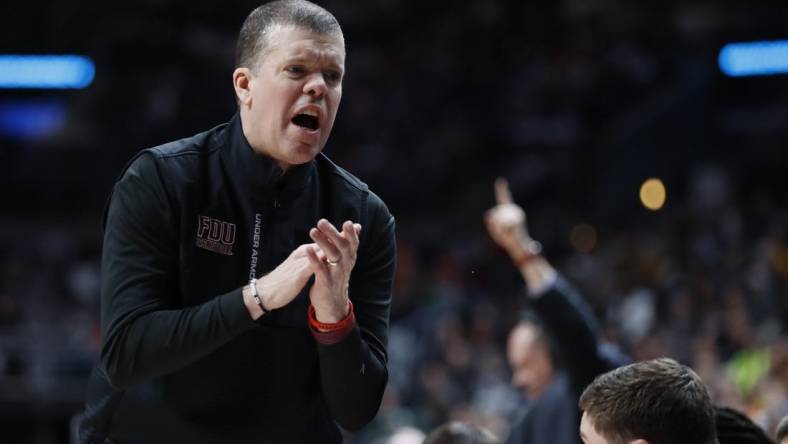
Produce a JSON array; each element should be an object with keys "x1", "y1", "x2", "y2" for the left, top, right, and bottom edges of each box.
[
  {"x1": 507, "y1": 323, "x2": 554, "y2": 399},
  {"x1": 234, "y1": 25, "x2": 345, "y2": 171}
]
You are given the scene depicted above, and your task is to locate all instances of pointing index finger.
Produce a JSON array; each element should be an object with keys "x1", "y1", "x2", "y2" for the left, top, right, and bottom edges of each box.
[{"x1": 495, "y1": 177, "x2": 513, "y2": 205}]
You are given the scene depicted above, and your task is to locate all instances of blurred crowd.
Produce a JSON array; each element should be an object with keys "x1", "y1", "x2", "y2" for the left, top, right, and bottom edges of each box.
[
  {"x1": 360, "y1": 167, "x2": 788, "y2": 442},
  {"x1": 1, "y1": 0, "x2": 786, "y2": 442}
]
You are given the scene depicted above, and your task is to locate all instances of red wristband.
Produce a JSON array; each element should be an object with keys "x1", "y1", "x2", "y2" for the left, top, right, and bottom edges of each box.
[
  {"x1": 308, "y1": 300, "x2": 354, "y2": 332},
  {"x1": 513, "y1": 253, "x2": 538, "y2": 268}
]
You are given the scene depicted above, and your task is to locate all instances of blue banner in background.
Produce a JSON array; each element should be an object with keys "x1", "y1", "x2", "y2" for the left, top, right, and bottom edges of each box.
[
  {"x1": 0, "y1": 100, "x2": 66, "y2": 139},
  {"x1": 0, "y1": 55, "x2": 95, "y2": 89},
  {"x1": 719, "y1": 40, "x2": 788, "y2": 77}
]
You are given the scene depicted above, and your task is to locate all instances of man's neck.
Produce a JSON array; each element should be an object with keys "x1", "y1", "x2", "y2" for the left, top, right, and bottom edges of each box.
[{"x1": 238, "y1": 112, "x2": 292, "y2": 174}]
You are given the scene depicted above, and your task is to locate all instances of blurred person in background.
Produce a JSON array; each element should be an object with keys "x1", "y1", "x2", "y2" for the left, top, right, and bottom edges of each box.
[
  {"x1": 578, "y1": 358, "x2": 718, "y2": 444},
  {"x1": 423, "y1": 421, "x2": 500, "y2": 444},
  {"x1": 485, "y1": 178, "x2": 626, "y2": 444},
  {"x1": 78, "y1": 1, "x2": 396, "y2": 443},
  {"x1": 776, "y1": 415, "x2": 788, "y2": 444},
  {"x1": 714, "y1": 406, "x2": 775, "y2": 444}
]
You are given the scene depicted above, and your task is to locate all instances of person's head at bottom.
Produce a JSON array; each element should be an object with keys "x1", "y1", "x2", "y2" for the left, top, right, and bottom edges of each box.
[
  {"x1": 578, "y1": 358, "x2": 718, "y2": 444},
  {"x1": 423, "y1": 421, "x2": 499, "y2": 444}
]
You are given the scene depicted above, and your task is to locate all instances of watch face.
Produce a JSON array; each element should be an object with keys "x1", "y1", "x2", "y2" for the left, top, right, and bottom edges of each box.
[{"x1": 526, "y1": 240, "x2": 542, "y2": 255}]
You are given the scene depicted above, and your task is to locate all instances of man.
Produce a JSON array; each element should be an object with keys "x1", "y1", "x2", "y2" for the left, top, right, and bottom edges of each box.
[
  {"x1": 578, "y1": 358, "x2": 718, "y2": 444},
  {"x1": 78, "y1": 1, "x2": 396, "y2": 443},
  {"x1": 485, "y1": 179, "x2": 626, "y2": 444}
]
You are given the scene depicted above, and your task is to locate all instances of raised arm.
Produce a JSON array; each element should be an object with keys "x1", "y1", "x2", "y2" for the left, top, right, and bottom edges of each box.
[{"x1": 485, "y1": 178, "x2": 621, "y2": 396}]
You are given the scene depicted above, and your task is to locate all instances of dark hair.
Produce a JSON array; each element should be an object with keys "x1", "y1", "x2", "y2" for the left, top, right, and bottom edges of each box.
[
  {"x1": 236, "y1": 0, "x2": 343, "y2": 69},
  {"x1": 423, "y1": 421, "x2": 499, "y2": 444},
  {"x1": 777, "y1": 414, "x2": 788, "y2": 442},
  {"x1": 579, "y1": 358, "x2": 717, "y2": 444},
  {"x1": 715, "y1": 406, "x2": 774, "y2": 444}
]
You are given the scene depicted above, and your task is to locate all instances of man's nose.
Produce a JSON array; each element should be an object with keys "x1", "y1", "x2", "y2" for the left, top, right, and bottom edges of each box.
[
  {"x1": 512, "y1": 372, "x2": 527, "y2": 389},
  {"x1": 303, "y1": 73, "x2": 327, "y2": 98}
]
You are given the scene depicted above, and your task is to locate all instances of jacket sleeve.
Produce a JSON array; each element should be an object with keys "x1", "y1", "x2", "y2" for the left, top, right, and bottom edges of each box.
[
  {"x1": 530, "y1": 277, "x2": 625, "y2": 397},
  {"x1": 99, "y1": 152, "x2": 257, "y2": 389},
  {"x1": 315, "y1": 191, "x2": 396, "y2": 431}
]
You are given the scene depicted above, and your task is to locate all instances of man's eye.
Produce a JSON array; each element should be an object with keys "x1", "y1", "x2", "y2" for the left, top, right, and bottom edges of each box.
[
  {"x1": 324, "y1": 70, "x2": 342, "y2": 83},
  {"x1": 286, "y1": 66, "x2": 306, "y2": 75}
]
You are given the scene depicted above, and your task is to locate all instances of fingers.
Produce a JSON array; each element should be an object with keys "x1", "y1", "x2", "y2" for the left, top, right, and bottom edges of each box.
[
  {"x1": 346, "y1": 223, "x2": 362, "y2": 252},
  {"x1": 318, "y1": 219, "x2": 351, "y2": 248},
  {"x1": 295, "y1": 243, "x2": 325, "y2": 259},
  {"x1": 344, "y1": 221, "x2": 361, "y2": 246},
  {"x1": 494, "y1": 177, "x2": 513, "y2": 205},
  {"x1": 306, "y1": 244, "x2": 330, "y2": 277},
  {"x1": 311, "y1": 244, "x2": 327, "y2": 261},
  {"x1": 484, "y1": 210, "x2": 496, "y2": 235},
  {"x1": 486, "y1": 213, "x2": 505, "y2": 242},
  {"x1": 310, "y1": 219, "x2": 361, "y2": 260},
  {"x1": 310, "y1": 227, "x2": 342, "y2": 262}
]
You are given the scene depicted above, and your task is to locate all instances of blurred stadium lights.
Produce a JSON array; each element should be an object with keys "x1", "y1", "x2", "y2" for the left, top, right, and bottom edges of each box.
[
  {"x1": 718, "y1": 40, "x2": 788, "y2": 77},
  {"x1": 570, "y1": 223, "x2": 597, "y2": 253},
  {"x1": 639, "y1": 178, "x2": 666, "y2": 211},
  {"x1": 0, "y1": 55, "x2": 95, "y2": 89},
  {"x1": 0, "y1": 101, "x2": 66, "y2": 139}
]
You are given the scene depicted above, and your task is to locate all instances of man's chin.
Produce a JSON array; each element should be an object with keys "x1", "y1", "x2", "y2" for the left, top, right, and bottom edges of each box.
[{"x1": 283, "y1": 142, "x2": 323, "y2": 164}]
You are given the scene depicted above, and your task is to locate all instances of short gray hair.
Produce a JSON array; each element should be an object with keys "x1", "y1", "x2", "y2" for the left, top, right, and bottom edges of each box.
[{"x1": 235, "y1": 0, "x2": 343, "y2": 69}]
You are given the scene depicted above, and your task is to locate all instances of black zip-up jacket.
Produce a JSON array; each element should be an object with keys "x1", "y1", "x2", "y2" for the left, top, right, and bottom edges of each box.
[{"x1": 79, "y1": 115, "x2": 396, "y2": 444}]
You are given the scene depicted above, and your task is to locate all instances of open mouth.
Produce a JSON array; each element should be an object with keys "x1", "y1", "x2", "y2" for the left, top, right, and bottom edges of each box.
[{"x1": 291, "y1": 112, "x2": 320, "y2": 131}]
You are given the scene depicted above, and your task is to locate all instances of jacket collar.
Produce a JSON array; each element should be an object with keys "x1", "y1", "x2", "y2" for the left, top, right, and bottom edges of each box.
[{"x1": 223, "y1": 113, "x2": 314, "y2": 203}]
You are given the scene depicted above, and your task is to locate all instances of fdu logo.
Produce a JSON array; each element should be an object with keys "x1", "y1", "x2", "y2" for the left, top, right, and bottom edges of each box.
[{"x1": 196, "y1": 215, "x2": 236, "y2": 256}]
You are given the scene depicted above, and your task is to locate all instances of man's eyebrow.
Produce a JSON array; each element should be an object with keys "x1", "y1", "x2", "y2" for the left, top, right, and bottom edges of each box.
[
  {"x1": 284, "y1": 54, "x2": 343, "y2": 68},
  {"x1": 284, "y1": 55, "x2": 309, "y2": 63}
]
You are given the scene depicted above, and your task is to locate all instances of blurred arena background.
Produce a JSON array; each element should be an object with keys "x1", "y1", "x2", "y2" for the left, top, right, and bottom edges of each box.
[{"x1": 1, "y1": 0, "x2": 787, "y2": 442}]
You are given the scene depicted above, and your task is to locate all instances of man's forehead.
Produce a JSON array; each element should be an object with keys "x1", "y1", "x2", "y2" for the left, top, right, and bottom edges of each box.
[
  {"x1": 510, "y1": 323, "x2": 540, "y2": 345},
  {"x1": 268, "y1": 25, "x2": 345, "y2": 60},
  {"x1": 284, "y1": 43, "x2": 344, "y2": 63}
]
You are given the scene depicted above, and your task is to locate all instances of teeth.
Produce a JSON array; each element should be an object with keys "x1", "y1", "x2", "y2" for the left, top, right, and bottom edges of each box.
[{"x1": 301, "y1": 109, "x2": 318, "y2": 117}]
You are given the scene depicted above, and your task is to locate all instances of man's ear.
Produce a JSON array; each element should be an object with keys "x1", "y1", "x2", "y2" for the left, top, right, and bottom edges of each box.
[{"x1": 233, "y1": 67, "x2": 253, "y2": 106}]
